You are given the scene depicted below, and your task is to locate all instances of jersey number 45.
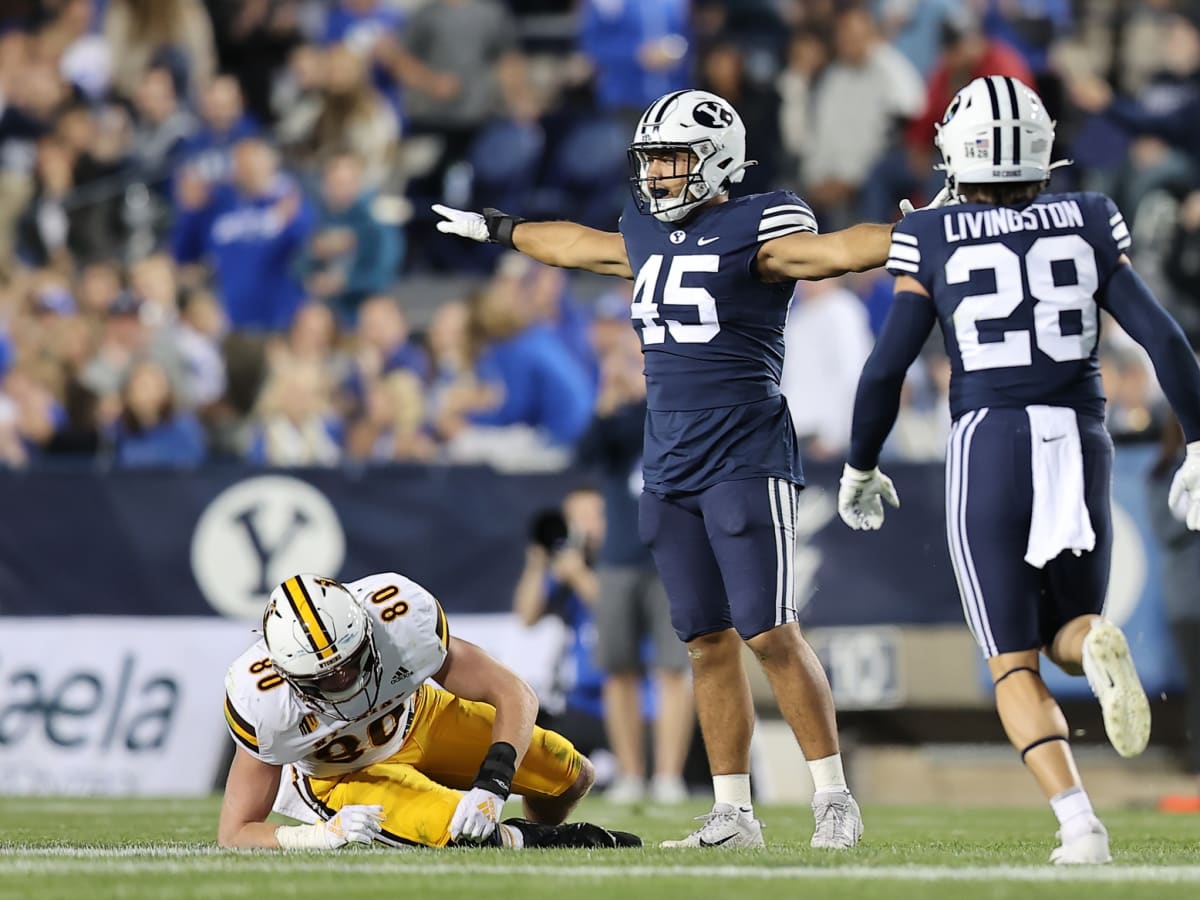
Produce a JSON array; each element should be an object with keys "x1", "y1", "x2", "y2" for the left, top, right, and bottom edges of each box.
[
  {"x1": 631, "y1": 254, "x2": 721, "y2": 345},
  {"x1": 951, "y1": 235, "x2": 1099, "y2": 371}
]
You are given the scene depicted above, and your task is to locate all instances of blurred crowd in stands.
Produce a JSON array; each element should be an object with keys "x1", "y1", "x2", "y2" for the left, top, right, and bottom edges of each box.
[{"x1": 1, "y1": 0, "x2": 1199, "y2": 471}]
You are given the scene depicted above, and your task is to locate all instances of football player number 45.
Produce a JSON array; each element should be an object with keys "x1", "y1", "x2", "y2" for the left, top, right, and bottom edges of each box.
[
  {"x1": 631, "y1": 254, "x2": 721, "y2": 345},
  {"x1": 950, "y1": 235, "x2": 1099, "y2": 371}
]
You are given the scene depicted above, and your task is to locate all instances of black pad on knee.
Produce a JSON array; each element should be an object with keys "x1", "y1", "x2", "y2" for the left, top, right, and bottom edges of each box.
[
  {"x1": 993, "y1": 665, "x2": 1039, "y2": 687},
  {"x1": 1020, "y1": 734, "x2": 1068, "y2": 763}
]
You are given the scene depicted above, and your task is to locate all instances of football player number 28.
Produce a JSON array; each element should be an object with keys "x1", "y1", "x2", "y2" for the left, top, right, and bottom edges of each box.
[
  {"x1": 948, "y1": 235, "x2": 1098, "y2": 371},
  {"x1": 631, "y1": 254, "x2": 721, "y2": 345}
]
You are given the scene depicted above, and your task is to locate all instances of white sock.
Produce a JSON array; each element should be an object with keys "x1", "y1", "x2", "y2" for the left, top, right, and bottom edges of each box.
[
  {"x1": 1050, "y1": 786, "x2": 1096, "y2": 841},
  {"x1": 808, "y1": 753, "x2": 848, "y2": 794},
  {"x1": 499, "y1": 823, "x2": 524, "y2": 849},
  {"x1": 712, "y1": 773, "x2": 752, "y2": 811}
]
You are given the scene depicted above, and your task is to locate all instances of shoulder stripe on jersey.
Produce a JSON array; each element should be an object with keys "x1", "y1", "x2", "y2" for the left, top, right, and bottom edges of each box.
[
  {"x1": 761, "y1": 208, "x2": 816, "y2": 223},
  {"x1": 887, "y1": 259, "x2": 920, "y2": 274},
  {"x1": 299, "y1": 714, "x2": 319, "y2": 735},
  {"x1": 759, "y1": 224, "x2": 817, "y2": 242},
  {"x1": 763, "y1": 203, "x2": 815, "y2": 216},
  {"x1": 283, "y1": 576, "x2": 337, "y2": 660},
  {"x1": 891, "y1": 232, "x2": 918, "y2": 246},
  {"x1": 434, "y1": 600, "x2": 450, "y2": 649},
  {"x1": 888, "y1": 243, "x2": 920, "y2": 263},
  {"x1": 1003, "y1": 76, "x2": 1021, "y2": 165},
  {"x1": 224, "y1": 694, "x2": 259, "y2": 752},
  {"x1": 759, "y1": 212, "x2": 817, "y2": 234},
  {"x1": 1112, "y1": 209, "x2": 1131, "y2": 249},
  {"x1": 984, "y1": 76, "x2": 1003, "y2": 165}
]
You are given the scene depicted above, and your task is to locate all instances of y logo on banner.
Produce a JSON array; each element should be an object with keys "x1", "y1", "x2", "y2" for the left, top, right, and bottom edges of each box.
[
  {"x1": 234, "y1": 504, "x2": 312, "y2": 596},
  {"x1": 191, "y1": 476, "x2": 346, "y2": 620}
]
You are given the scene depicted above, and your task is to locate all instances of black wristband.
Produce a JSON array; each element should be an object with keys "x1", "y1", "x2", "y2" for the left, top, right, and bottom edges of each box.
[
  {"x1": 482, "y1": 208, "x2": 526, "y2": 249},
  {"x1": 472, "y1": 741, "x2": 517, "y2": 798}
]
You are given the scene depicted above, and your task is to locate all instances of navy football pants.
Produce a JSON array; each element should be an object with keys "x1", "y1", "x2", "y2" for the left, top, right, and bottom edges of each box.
[
  {"x1": 639, "y1": 477, "x2": 800, "y2": 642},
  {"x1": 946, "y1": 407, "x2": 1113, "y2": 657}
]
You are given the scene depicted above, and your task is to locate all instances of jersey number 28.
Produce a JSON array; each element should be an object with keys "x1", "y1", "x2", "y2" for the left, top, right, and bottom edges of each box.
[
  {"x1": 949, "y1": 235, "x2": 1098, "y2": 371},
  {"x1": 630, "y1": 254, "x2": 721, "y2": 345}
]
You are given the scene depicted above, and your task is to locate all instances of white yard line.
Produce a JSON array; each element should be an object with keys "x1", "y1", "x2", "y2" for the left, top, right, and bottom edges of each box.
[{"x1": 1, "y1": 848, "x2": 1199, "y2": 883}]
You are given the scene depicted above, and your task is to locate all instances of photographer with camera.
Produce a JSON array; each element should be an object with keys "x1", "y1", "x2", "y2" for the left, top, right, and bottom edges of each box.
[{"x1": 513, "y1": 486, "x2": 610, "y2": 760}]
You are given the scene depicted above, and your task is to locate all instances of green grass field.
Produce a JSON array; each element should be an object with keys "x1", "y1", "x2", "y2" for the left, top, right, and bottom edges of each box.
[{"x1": 3, "y1": 797, "x2": 1199, "y2": 900}]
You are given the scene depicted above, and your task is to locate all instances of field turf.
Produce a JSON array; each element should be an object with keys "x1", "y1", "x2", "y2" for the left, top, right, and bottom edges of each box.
[{"x1": 2, "y1": 797, "x2": 1199, "y2": 899}]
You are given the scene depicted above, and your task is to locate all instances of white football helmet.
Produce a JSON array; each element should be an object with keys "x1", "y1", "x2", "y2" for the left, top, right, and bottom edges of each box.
[
  {"x1": 935, "y1": 75, "x2": 1058, "y2": 192},
  {"x1": 628, "y1": 89, "x2": 754, "y2": 223},
  {"x1": 263, "y1": 574, "x2": 381, "y2": 718}
]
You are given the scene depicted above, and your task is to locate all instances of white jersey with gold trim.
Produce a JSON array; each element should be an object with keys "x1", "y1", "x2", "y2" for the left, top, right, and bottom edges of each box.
[{"x1": 223, "y1": 572, "x2": 450, "y2": 778}]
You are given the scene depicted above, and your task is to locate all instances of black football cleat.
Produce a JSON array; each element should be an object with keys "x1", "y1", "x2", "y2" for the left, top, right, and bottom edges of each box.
[
  {"x1": 502, "y1": 818, "x2": 641, "y2": 849},
  {"x1": 607, "y1": 828, "x2": 643, "y2": 848}
]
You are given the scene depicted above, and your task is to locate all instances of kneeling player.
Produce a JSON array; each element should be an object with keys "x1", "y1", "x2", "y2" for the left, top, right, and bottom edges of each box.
[
  {"x1": 218, "y1": 572, "x2": 640, "y2": 850},
  {"x1": 838, "y1": 76, "x2": 1200, "y2": 863}
]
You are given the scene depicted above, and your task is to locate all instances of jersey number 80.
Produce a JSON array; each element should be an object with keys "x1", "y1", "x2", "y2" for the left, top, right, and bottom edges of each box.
[{"x1": 949, "y1": 235, "x2": 1098, "y2": 372}]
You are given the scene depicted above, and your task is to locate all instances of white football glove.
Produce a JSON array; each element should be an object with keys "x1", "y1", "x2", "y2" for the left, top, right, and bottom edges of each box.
[
  {"x1": 275, "y1": 804, "x2": 385, "y2": 850},
  {"x1": 900, "y1": 185, "x2": 954, "y2": 216},
  {"x1": 449, "y1": 786, "x2": 505, "y2": 842},
  {"x1": 1168, "y1": 441, "x2": 1200, "y2": 530},
  {"x1": 838, "y1": 463, "x2": 900, "y2": 531},
  {"x1": 432, "y1": 204, "x2": 490, "y2": 243}
]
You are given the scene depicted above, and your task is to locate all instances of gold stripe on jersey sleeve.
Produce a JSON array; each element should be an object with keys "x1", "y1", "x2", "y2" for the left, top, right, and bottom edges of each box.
[
  {"x1": 224, "y1": 694, "x2": 259, "y2": 752},
  {"x1": 434, "y1": 600, "x2": 449, "y2": 650},
  {"x1": 284, "y1": 576, "x2": 337, "y2": 659}
]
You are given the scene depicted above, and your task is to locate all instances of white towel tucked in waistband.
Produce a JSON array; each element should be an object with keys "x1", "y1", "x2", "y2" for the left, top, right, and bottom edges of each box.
[{"x1": 1025, "y1": 405, "x2": 1096, "y2": 568}]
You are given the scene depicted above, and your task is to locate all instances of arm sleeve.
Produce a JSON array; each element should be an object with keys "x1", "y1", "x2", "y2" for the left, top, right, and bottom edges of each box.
[
  {"x1": 846, "y1": 290, "x2": 938, "y2": 470},
  {"x1": 1101, "y1": 263, "x2": 1200, "y2": 441}
]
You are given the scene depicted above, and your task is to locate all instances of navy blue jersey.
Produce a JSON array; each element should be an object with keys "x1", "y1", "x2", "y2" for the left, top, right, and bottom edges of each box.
[
  {"x1": 887, "y1": 191, "x2": 1131, "y2": 420},
  {"x1": 619, "y1": 192, "x2": 817, "y2": 493}
]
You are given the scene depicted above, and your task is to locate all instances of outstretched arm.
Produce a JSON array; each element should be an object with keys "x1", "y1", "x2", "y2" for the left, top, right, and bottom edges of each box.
[
  {"x1": 846, "y1": 275, "x2": 939, "y2": 470},
  {"x1": 838, "y1": 275, "x2": 937, "y2": 532},
  {"x1": 1101, "y1": 257, "x2": 1200, "y2": 530},
  {"x1": 1101, "y1": 258, "x2": 1200, "y2": 441},
  {"x1": 433, "y1": 205, "x2": 632, "y2": 278},
  {"x1": 757, "y1": 223, "x2": 893, "y2": 282}
]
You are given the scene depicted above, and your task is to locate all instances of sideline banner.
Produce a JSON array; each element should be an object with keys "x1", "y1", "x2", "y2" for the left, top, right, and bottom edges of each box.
[
  {"x1": 0, "y1": 463, "x2": 960, "y2": 623},
  {"x1": 0, "y1": 617, "x2": 254, "y2": 795}
]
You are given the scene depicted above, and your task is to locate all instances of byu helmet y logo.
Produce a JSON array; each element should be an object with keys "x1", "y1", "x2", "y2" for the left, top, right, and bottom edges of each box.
[{"x1": 693, "y1": 100, "x2": 734, "y2": 129}]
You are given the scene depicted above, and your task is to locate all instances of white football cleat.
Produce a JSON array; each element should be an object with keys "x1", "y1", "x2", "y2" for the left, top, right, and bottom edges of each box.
[
  {"x1": 659, "y1": 802, "x2": 764, "y2": 848},
  {"x1": 810, "y1": 790, "x2": 863, "y2": 849},
  {"x1": 1082, "y1": 620, "x2": 1151, "y2": 758},
  {"x1": 1050, "y1": 819, "x2": 1111, "y2": 865}
]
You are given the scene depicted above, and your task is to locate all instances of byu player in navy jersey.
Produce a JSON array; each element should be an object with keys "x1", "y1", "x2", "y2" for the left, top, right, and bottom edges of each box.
[
  {"x1": 839, "y1": 75, "x2": 1200, "y2": 864},
  {"x1": 435, "y1": 88, "x2": 898, "y2": 849}
]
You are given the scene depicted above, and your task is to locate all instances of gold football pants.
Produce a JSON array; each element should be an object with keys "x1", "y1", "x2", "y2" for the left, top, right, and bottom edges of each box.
[{"x1": 296, "y1": 684, "x2": 584, "y2": 847}]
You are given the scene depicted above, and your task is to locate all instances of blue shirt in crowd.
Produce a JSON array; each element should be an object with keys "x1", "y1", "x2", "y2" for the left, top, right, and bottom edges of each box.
[
  {"x1": 171, "y1": 176, "x2": 314, "y2": 331},
  {"x1": 111, "y1": 414, "x2": 206, "y2": 468},
  {"x1": 471, "y1": 324, "x2": 595, "y2": 446}
]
